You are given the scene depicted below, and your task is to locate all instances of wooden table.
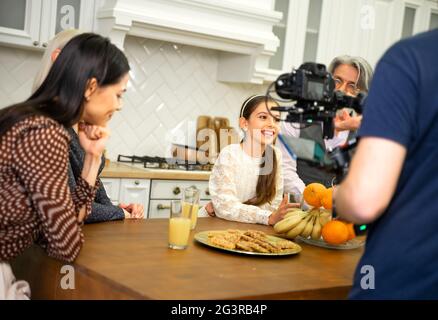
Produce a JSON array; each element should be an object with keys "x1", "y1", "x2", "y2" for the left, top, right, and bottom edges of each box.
[{"x1": 11, "y1": 218, "x2": 364, "y2": 300}]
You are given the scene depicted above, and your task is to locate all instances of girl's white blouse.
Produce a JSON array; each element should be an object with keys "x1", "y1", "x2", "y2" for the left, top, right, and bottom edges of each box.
[{"x1": 208, "y1": 143, "x2": 284, "y2": 225}]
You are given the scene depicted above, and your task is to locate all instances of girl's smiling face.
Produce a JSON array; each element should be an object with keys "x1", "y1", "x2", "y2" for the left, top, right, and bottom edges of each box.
[{"x1": 240, "y1": 100, "x2": 280, "y2": 147}]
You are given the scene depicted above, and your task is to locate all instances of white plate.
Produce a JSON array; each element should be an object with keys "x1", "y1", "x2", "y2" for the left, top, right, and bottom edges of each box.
[
  {"x1": 296, "y1": 236, "x2": 365, "y2": 250},
  {"x1": 194, "y1": 231, "x2": 302, "y2": 256}
]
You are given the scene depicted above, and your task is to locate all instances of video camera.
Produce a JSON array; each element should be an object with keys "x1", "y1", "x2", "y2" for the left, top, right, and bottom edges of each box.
[
  {"x1": 271, "y1": 62, "x2": 366, "y2": 140},
  {"x1": 267, "y1": 62, "x2": 368, "y2": 234},
  {"x1": 267, "y1": 62, "x2": 367, "y2": 183}
]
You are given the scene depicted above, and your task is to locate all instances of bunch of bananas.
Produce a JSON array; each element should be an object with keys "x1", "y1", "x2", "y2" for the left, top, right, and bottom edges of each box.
[{"x1": 273, "y1": 208, "x2": 332, "y2": 240}]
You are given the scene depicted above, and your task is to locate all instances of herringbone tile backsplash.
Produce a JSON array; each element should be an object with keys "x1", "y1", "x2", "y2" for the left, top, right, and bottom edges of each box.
[{"x1": 0, "y1": 36, "x2": 267, "y2": 160}]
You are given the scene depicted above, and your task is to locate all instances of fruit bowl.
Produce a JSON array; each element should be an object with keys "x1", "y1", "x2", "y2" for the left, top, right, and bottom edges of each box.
[{"x1": 295, "y1": 235, "x2": 365, "y2": 250}]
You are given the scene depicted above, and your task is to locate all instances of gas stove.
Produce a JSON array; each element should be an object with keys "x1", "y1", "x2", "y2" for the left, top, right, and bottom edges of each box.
[{"x1": 117, "y1": 155, "x2": 213, "y2": 171}]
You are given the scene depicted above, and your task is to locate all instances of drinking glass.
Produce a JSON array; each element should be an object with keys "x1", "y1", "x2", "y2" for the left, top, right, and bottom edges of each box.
[
  {"x1": 182, "y1": 187, "x2": 200, "y2": 230},
  {"x1": 168, "y1": 200, "x2": 191, "y2": 250}
]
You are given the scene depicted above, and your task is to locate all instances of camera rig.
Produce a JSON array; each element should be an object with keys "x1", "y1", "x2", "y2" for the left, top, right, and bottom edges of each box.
[{"x1": 267, "y1": 62, "x2": 366, "y2": 183}]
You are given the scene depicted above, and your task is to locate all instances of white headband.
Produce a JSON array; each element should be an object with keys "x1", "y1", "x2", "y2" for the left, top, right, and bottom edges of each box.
[{"x1": 240, "y1": 94, "x2": 266, "y2": 118}]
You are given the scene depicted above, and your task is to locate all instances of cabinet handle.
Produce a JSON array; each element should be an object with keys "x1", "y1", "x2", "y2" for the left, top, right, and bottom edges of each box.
[
  {"x1": 205, "y1": 188, "x2": 210, "y2": 196},
  {"x1": 134, "y1": 180, "x2": 140, "y2": 186},
  {"x1": 157, "y1": 204, "x2": 171, "y2": 210},
  {"x1": 33, "y1": 41, "x2": 40, "y2": 46},
  {"x1": 42, "y1": 42, "x2": 47, "y2": 48},
  {"x1": 173, "y1": 187, "x2": 181, "y2": 195}
]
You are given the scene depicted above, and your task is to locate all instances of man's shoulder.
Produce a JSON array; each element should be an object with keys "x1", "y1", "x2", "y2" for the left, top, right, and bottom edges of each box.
[{"x1": 382, "y1": 29, "x2": 438, "y2": 65}]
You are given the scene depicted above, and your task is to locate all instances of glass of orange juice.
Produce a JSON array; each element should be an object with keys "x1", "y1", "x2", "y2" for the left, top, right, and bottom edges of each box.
[
  {"x1": 287, "y1": 193, "x2": 305, "y2": 208},
  {"x1": 168, "y1": 200, "x2": 191, "y2": 250},
  {"x1": 182, "y1": 187, "x2": 200, "y2": 230}
]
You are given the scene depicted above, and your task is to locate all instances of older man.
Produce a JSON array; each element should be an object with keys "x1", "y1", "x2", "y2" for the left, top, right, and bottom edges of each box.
[{"x1": 279, "y1": 55, "x2": 374, "y2": 193}]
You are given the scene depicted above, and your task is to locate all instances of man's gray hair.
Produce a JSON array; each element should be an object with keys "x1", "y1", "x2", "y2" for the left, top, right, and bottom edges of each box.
[{"x1": 328, "y1": 55, "x2": 374, "y2": 93}]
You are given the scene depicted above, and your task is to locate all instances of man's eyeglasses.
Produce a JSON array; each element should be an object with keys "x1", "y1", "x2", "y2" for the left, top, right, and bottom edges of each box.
[{"x1": 333, "y1": 77, "x2": 359, "y2": 96}]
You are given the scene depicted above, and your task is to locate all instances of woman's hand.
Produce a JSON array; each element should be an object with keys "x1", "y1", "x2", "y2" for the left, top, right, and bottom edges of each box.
[
  {"x1": 77, "y1": 208, "x2": 86, "y2": 224},
  {"x1": 122, "y1": 209, "x2": 131, "y2": 219},
  {"x1": 205, "y1": 202, "x2": 216, "y2": 217},
  {"x1": 120, "y1": 203, "x2": 145, "y2": 219},
  {"x1": 77, "y1": 122, "x2": 110, "y2": 157},
  {"x1": 268, "y1": 195, "x2": 300, "y2": 226}
]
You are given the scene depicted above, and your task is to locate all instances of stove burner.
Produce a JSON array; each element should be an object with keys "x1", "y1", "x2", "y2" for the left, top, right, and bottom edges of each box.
[{"x1": 117, "y1": 155, "x2": 213, "y2": 171}]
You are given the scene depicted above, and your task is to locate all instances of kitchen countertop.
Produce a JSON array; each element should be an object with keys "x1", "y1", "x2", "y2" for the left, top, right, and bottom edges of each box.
[
  {"x1": 101, "y1": 161, "x2": 210, "y2": 181},
  {"x1": 11, "y1": 218, "x2": 364, "y2": 300}
]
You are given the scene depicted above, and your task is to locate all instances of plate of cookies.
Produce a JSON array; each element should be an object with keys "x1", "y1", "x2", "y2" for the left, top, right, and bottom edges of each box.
[{"x1": 194, "y1": 229, "x2": 302, "y2": 256}]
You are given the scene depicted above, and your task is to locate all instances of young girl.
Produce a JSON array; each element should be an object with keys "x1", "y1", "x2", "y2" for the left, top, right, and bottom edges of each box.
[
  {"x1": 205, "y1": 95, "x2": 298, "y2": 225},
  {"x1": 0, "y1": 33, "x2": 130, "y2": 298}
]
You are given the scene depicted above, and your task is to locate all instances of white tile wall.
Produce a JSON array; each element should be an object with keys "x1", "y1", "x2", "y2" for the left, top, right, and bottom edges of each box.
[
  {"x1": 0, "y1": 47, "x2": 42, "y2": 108},
  {"x1": 0, "y1": 36, "x2": 267, "y2": 160}
]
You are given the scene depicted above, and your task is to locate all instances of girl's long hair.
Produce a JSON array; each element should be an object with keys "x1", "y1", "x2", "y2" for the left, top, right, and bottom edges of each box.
[
  {"x1": 0, "y1": 33, "x2": 130, "y2": 138},
  {"x1": 240, "y1": 95, "x2": 278, "y2": 206}
]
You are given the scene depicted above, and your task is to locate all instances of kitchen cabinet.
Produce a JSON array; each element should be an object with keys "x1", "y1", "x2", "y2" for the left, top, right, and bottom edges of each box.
[
  {"x1": 0, "y1": 0, "x2": 42, "y2": 48},
  {"x1": 100, "y1": 177, "x2": 210, "y2": 219},
  {"x1": 398, "y1": 0, "x2": 438, "y2": 37},
  {"x1": 316, "y1": 0, "x2": 438, "y2": 67},
  {"x1": 148, "y1": 200, "x2": 210, "y2": 219},
  {"x1": 0, "y1": 0, "x2": 96, "y2": 50},
  {"x1": 269, "y1": 0, "x2": 323, "y2": 73},
  {"x1": 100, "y1": 178, "x2": 120, "y2": 205},
  {"x1": 118, "y1": 179, "x2": 151, "y2": 218},
  {"x1": 148, "y1": 180, "x2": 211, "y2": 219},
  {"x1": 270, "y1": 0, "x2": 438, "y2": 72}
]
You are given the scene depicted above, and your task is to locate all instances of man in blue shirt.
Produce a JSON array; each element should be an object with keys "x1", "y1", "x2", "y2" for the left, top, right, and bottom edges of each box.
[{"x1": 334, "y1": 29, "x2": 438, "y2": 299}]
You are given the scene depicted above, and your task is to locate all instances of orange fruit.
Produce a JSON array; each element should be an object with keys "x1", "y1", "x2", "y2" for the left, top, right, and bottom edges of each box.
[
  {"x1": 345, "y1": 222, "x2": 356, "y2": 240},
  {"x1": 321, "y1": 187, "x2": 333, "y2": 210},
  {"x1": 303, "y1": 183, "x2": 326, "y2": 207},
  {"x1": 321, "y1": 220, "x2": 349, "y2": 245}
]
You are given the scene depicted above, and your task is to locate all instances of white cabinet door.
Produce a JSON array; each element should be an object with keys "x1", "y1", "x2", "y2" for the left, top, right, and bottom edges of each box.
[
  {"x1": 315, "y1": 0, "x2": 438, "y2": 68},
  {"x1": 150, "y1": 180, "x2": 211, "y2": 200},
  {"x1": 0, "y1": 0, "x2": 97, "y2": 50},
  {"x1": 272, "y1": 0, "x2": 437, "y2": 72},
  {"x1": 39, "y1": 0, "x2": 97, "y2": 46},
  {"x1": 100, "y1": 178, "x2": 120, "y2": 205},
  {"x1": 0, "y1": 0, "x2": 42, "y2": 48},
  {"x1": 149, "y1": 179, "x2": 211, "y2": 219},
  {"x1": 119, "y1": 179, "x2": 150, "y2": 219},
  {"x1": 149, "y1": 199, "x2": 210, "y2": 219},
  {"x1": 269, "y1": 0, "x2": 310, "y2": 72}
]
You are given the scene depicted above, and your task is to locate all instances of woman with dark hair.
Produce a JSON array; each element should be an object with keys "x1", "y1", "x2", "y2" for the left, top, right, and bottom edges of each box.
[
  {"x1": 204, "y1": 95, "x2": 299, "y2": 225},
  {"x1": 0, "y1": 33, "x2": 130, "y2": 298},
  {"x1": 32, "y1": 29, "x2": 144, "y2": 223}
]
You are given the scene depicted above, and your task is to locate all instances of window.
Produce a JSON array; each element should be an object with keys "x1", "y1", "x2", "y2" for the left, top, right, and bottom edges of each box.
[
  {"x1": 0, "y1": 0, "x2": 26, "y2": 30},
  {"x1": 303, "y1": 0, "x2": 323, "y2": 63},
  {"x1": 401, "y1": 7, "x2": 416, "y2": 39},
  {"x1": 430, "y1": 12, "x2": 438, "y2": 30},
  {"x1": 269, "y1": 0, "x2": 289, "y2": 70}
]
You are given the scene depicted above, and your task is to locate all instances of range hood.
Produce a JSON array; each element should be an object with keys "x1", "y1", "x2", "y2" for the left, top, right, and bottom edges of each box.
[{"x1": 96, "y1": 0, "x2": 282, "y2": 84}]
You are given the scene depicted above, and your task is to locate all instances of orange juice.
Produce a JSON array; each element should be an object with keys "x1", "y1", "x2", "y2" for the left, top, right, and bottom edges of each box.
[
  {"x1": 168, "y1": 217, "x2": 191, "y2": 249},
  {"x1": 182, "y1": 202, "x2": 199, "y2": 230}
]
